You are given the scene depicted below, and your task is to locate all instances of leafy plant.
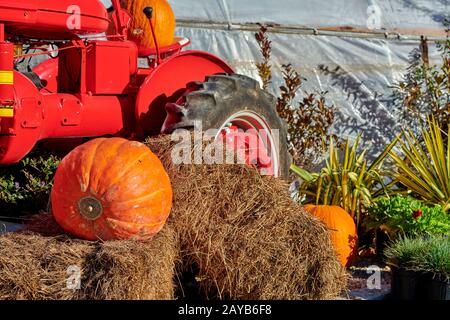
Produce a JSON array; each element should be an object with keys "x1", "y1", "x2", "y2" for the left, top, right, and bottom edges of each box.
[
  {"x1": 0, "y1": 152, "x2": 59, "y2": 215},
  {"x1": 416, "y1": 236, "x2": 450, "y2": 280},
  {"x1": 391, "y1": 20, "x2": 450, "y2": 136},
  {"x1": 255, "y1": 24, "x2": 273, "y2": 90},
  {"x1": 389, "y1": 117, "x2": 450, "y2": 212},
  {"x1": 385, "y1": 235, "x2": 450, "y2": 280},
  {"x1": 384, "y1": 236, "x2": 429, "y2": 271},
  {"x1": 365, "y1": 195, "x2": 450, "y2": 240},
  {"x1": 292, "y1": 135, "x2": 397, "y2": 226},
  {"x1": 254, "y1": 25, "x2": 338, "y2": 167}
]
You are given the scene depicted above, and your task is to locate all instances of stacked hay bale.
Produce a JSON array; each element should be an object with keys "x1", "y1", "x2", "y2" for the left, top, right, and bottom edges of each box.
[
  {"x1": 0, "y1": 135, "x2": 346, "y2": 300},
  {"x1": 0, "y1": 215, "x2": 178, "y2": 300},
  {"x1": 146, "y1": 135, "x2": 347, "y2": 300}
]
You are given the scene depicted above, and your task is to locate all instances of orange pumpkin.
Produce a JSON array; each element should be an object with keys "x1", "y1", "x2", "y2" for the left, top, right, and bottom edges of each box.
[
  {"x1": 51, "y1": 138, "x2": 173, "y2": 241},
  {"x1": 126, "y1": 0, "x2": 176, "y2": 52},
  {"x1": 304, "y1": 205, "x2": 358, "y2": 267}
]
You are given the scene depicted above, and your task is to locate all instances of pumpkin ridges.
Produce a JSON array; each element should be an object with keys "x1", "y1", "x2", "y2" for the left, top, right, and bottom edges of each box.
[
  {"x1": 78, "y1": 138, "x2": 106, "y2": 193},
  {"x1": 88, "y1": 138, "x2": 130, "y2": 195},
  {"x1": 98, "y1": 155, "x2": 150, "y2": 193},
  {"x1": 104, "y1": 189, "x2": 171, "y2": 224},
  {"x1": 127, "y1": 0, "x2": 176, "y2": 49},
  {"x1": 100, "y1": 154, "x2": 171, "y2": 203},
  {"x1": 51, "y1": 138, "x2": 173, "y2": 241},
  {"x1": 104, "y1": 217, "x2": 164, "y2": 240},
  {"x1": 96, "y1": 143, "x2": 151, "y2": 198},
  {"x1": 107, "y1": 188, "x2": 167, "y2": 207}
]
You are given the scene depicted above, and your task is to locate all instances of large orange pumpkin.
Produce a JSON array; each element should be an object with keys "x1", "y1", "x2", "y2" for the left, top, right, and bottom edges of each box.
[
  {"x1": 51, "y1": 138, "x2": 173, "y2": 241},
  {"x1": 126, "y1": 0, "x2": 176, "y2": 52},
  {"x1": 304, "y1": 205, "x2": 358, "y2": 267}
]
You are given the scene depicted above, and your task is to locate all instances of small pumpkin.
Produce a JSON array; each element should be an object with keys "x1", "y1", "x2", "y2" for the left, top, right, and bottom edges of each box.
[
  {"x1": 126, "y1": 0, "x2": 176, "y2": 52},
  {"x1": 51, "y1": 138, "x2": 173, "y2": 241},
  {"x1": 304, "y1": 205, "x2": 358, "y2": 267}
]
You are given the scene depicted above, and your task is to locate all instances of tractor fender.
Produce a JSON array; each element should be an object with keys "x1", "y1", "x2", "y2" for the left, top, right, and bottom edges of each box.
[
  {"x1": 0, "y1": 72, "x2": 43, "y2": 164},
  {"x1": 33, "y1": 58, "x2": 58, "y2": 93},
  {"x1": 135, "y1": 50, "x2": 234, "y2": 135}
]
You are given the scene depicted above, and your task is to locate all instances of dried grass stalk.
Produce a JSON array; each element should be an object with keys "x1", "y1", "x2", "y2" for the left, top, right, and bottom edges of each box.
[
  {"x1": 146, "y1": 135, "x2": 347, "y2": 299},
  {"x1": 0, "y1": 214, "x2": 178, "y2": 300}
]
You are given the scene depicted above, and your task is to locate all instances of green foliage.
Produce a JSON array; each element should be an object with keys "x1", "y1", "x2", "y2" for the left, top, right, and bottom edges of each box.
[
  {"x1": 416, "y1": 237, "x2": 450, "y2": 280},
  {"x1": 385, "y1": 236, "x2": 429, "y2": 270},
  {"x1": 254, "y1": 25, "x2": 338, "y2": 167},
  {"x1": 389, "y1": 117, "x2": 450, "y2": 212},
  {"x1": 0, "y1": 152, "x2": 59, "y2": 215},
  {"x1": 365, "y1": 195, "x2": 450, "y2": 240},
  {"x1": 291, "y1": 135, "x2": 397, "y2": 226},
  {"x1": 385, "y1": 235, "x2": 450, "y2": 280},
  {"x1": 392, "y1": 21, "x2": 450, "y2": 135}
]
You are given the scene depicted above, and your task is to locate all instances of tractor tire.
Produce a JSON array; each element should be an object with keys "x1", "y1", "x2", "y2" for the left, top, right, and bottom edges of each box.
[{"x1": 162, "y1": 74, "x2": 291, "y2": 179}]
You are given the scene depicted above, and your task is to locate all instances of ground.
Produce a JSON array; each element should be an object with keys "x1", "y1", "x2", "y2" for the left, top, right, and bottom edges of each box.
[{"x1": 345, "y1": 256, "x2": 392, "y2": 300}]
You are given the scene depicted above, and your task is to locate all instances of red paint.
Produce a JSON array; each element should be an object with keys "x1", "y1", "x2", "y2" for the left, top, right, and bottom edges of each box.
[
  {"x1": 0, "y1": 0, "x2": 234, "y2": 164},
  {"x1": 221, "y1": 126, "x2": 274, "y2": 176},
  {"x1": 0, "y1": 0, "x2": 109, "y2": 39},
  {"x1": 0, "y1": 41, "x2": 14, "y2": 106}
]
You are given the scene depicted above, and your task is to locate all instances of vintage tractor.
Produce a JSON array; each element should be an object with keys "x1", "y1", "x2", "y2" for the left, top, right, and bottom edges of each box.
[{"x1": 0, "y1": 0, "x2": 290, "y2": 177}]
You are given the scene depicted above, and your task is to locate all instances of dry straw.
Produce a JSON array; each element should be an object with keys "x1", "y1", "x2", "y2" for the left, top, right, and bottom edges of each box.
[
  {"x1": 0, "y1": 134, "x2": 346, "y2": 300},
  {"x1": 146, "y1": 135, "x2": 347, "y2": 299},
  {"x1": 0, "y1": 214, "x2": 178, "y2": 300}
]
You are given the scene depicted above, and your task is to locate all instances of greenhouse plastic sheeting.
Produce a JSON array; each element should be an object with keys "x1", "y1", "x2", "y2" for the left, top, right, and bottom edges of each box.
[
  {"x1": 174, "y1": 27, "x2": 442, "y2": 155},
  {"x1": 26, "y1": 1, "x2": 450, "y2": 156},
  {"x1": 103, "y1": 0, "x2": 448, "y2": 34}
]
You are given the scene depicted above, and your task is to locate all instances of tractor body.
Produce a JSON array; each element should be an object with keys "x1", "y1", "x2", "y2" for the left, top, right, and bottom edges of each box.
[{"x1": 0, "y1": 0, "x2": 233, "y2": 164}]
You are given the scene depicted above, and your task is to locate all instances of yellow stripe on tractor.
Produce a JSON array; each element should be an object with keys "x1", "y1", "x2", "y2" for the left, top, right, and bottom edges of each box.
[
  {"x1": 0, "y1": 71, "x2": 14, "y2": 85},
  {"x1": 0, "y1": 106, "x2": 14, "y2": 117}
]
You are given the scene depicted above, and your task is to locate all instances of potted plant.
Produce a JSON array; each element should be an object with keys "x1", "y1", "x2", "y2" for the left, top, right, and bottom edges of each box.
[
  {"x1": 415, "y1": 237, "x2": 450, "y2": 300},
  {"x1": 385, "y1": 236, "x2": 427, "y2": 300},
  {"x1": 385, "y1": 236, "x2": 450, "y2": 300}
]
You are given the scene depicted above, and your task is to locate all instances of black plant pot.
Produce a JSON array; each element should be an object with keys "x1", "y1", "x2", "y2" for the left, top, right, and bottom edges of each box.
[
  {"x1": 375, "y1": 229, "x2": 389, "y2": 257},
  {"x1": 421, "y1": 274, "x2": 450, "y2": 300},
  {"x1": 391, "y1": 267, "x2": 422, "y2": 300}
]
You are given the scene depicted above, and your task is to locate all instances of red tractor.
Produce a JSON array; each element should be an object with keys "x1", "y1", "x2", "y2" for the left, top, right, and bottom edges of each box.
[{"x1": 0, "y1": 0, "x2": 289, "y2": 177}]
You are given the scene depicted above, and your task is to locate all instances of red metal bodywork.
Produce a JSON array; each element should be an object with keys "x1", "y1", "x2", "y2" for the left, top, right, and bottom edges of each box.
[
  {"x1": 0, "y1": 0, "x2": 234, "y2": 165},
  {"x1": 0, "y1": 0, "x2": 109, "y2": 38}
]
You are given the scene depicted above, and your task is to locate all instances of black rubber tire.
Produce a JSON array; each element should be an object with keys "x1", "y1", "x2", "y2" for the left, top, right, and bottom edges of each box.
[{"x1": 162, "y1": 74, "x2": 291, "y2": 179}]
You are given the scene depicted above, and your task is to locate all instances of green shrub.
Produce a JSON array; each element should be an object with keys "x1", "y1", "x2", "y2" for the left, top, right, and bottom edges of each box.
[
  {"x1": 254, "y1": 24, "x2": 338, "y2": 167},
  {"x1": 365, "y1": 195, "x2": 450, "y2": 240},
  {"x1": 391, "y1": 25, "x2": 449, "y2": 136},
  {"x1": 0, "y1": 152, "x2": 59, "y2": 216},
  {"x1": 417, "y1": 237, "x2": 450, "y2": 280},
  {"x1": 291, "y1": 135, "x2": 396, "y2": 226},
  {"x1": 385, "y1": 236, "x2": 450, "y2": 280},
  {"x1": 388, "y1": 117, "x2": 449, "y2": 211},
  {"x1": 384, "y1": 236, "x2": 429, "y2": 271}
]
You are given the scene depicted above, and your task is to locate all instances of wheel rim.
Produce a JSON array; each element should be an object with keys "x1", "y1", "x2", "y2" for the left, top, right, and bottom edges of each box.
[{"x1": 215, "y1": 111, "x2": 280, "y2": 177}]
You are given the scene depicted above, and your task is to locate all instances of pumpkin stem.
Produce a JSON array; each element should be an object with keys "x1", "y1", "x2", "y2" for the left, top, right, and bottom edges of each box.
[{"x1": 78, "y1": 197, "x2": 103, "y2": 220}]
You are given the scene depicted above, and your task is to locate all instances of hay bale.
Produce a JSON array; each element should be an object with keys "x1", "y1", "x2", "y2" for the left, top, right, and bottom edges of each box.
[
  {"x1": 0, "y1": 214, "x2": 178, "y2": 300},
  {"x1": 146, "y1": 135, "x2": 347, "y2": 300}
]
